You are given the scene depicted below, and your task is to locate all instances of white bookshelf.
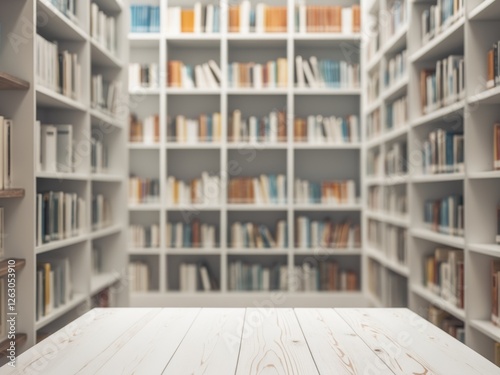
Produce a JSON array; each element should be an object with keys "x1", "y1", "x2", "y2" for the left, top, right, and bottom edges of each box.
[
  {"x1": 128, "y1": 0, "x2": 365, "y2": 306},
  {"x1": 0, "y1": 0, "x2": 129, "y2": 355}
]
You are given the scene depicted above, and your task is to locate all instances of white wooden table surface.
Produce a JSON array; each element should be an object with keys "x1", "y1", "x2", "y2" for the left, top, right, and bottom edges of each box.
[{"x1": 1, "y1": 308, "x2": 499, "y2": 374}]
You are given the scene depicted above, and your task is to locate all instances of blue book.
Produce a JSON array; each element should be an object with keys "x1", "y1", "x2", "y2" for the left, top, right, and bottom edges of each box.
[
  {"x1": 259, "y1": 225, "x2": 271, "y2": 248},
  {"x1": 214, "y1": 6, "x2": 220, "y2": 33},
  {"x1": 184, "y1": 224, "x2": 191, "y2": 247},
  {"x1": 207, "y1": 115, "x2": 213, "y2": 142}
]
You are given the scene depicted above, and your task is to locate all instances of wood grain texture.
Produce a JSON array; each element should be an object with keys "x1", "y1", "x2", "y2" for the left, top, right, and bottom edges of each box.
[
  {"x1": 89, "y1": 308, "x2": 200, "y2": 374},
  {"x1": 0, "y1": 190, "x2": 25, "y2": 199},
  {"x1": 235, "y1": 308, "x2": 319, "y2": 375},
  {"x1": 0, "y1": 73, "x2": 29, "y2": 90},
  {"x1": 162, "y1": 308, "x2": 245, "y2": 375},
  {"x1": 336, "y1": 308, "x2": 500, "y2": 375},
  {"x1": 295, "y1": 308, "x2": 395, "y2": 375}
]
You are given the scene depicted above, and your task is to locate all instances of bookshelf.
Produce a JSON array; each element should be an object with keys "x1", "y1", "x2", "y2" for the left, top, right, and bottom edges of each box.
[
  {"x1": 0, "y1": 0, "x2": 128, "y2": 357},
  {"x1": 128, "y1": 0, "x2": 366, "y2": 306}
]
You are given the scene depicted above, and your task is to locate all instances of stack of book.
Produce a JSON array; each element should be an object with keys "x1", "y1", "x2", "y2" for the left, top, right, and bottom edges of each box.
[
  {"x1": 385, "y1": 0, "x2": 407, "y2": 39},
  {"x1": 91, "y1": 135, "x2": 108, "y2": 174},
  {"x1": 494, "y1": 124, "x2": 500, "y2": 170},
  {"x1": 229, "y1": 2, "x2": 287, "y2": 33},
  {"x1": 38, "y1": 123, "x2": 74, "y2": 173},
  {"x1": 294, "y1": 179, "x2": 356, "y2": 205},
  {"x1": 228, "y1": 175, "x2": 287, "y2": 204},
  {"x1": 36, "y1": 191, "x2": 86, "y2": 246},
  {"x1": 368, "y1": 186, "x2": 382, "y2": 211},
  {"x1": 385, "y1": 50, "x2": 407, "y2": 89},
  {"x1": 128, "y1": 261, "x2": 150, "y2": 292},
  {"x1": 292, "y1": 261, "x2": 358, "y2": 292},
  {"x1": 367, "y1": 71, "x2": 380, "y2": 104},
  {"x1": 385, "y1": 188, "x2": 407, "y2": 217},
  {"x1": 36, "y1": 257, "x2": 72, "y2": 320},
  {"x1": 228, "y1": 110, "x2": 286, "y2": 144},
  {"x1": 92, "y1": 194, "x2": 112, "y2": 230},
  {"x1": 421, "y1": 1, "x2": 464, "y2": 43},
  {"x1": 424, "y1": 195, "x2": 464, "y2": 237},
  {"x1": 129, "y1": 5, "x2": 160, "y2": 33},
  {"x1": 168, "y1": 113, "x2": 222, "y2": 143},
  {"x1": 128, "y1": 177, "x2": 160, "y2": 204},
  {"x1": 229, "y1": 58, "x2": 287, "y2": 88},
  {"x1": 366, "y1": 109, "x2": 381, "y2": 141},
  {"x1": 0, "y1": 117, "x2": 12, "y2": 190},
  {"x1": 295, "y1": 4, "x2": 361, "y2": 34},
  {"x1": 129, "y1": 224, "x2": 160, "y2": 248},
  {"x1": 166, "y1": 220, "x2": 217, "y2": 248},
  {"x1": 90, "y1": 3, "x2": 116, "y2": 53},
  {"x1": 424, "y1": 247, "x2": 464, "y2": 308},
  {"x1": 385, "y1": 142, "x2": 407, "y2": 177},
  {"x1": 166, "y1": 173, "x2": 221, "y2": 205},
  {"x1": 386, "y1": 96, "x2": 408, "y2": 131},
  {"x1": 420, "y1": 55, "x2": 465, "y2": 114},
  {"x1": 295, "y1": 56, "x2": 360, "y2": 88},
  {"x1": 167, "y1": 59, "x2": 222, "y2": 89},
  {"x1": 228, "y1": 261, "x2": 287, "y2": 291},
  {"x1": 487, "y1": 42, "x2": 500, "y2": 89},
  {"x1": 128, "y1": 63, "x2": 159, "y2": 90},
  {"x1": 129, "y1": 113, "x2": 160, "y2": 144},
  {"x1": 230, "y1": 221, "x2": 287, "y2": 249},
  {"x1": 179, "y1": 263, "x2": 219, "y2": 291},
  {"x1": 295, "y1": 217, "x2": 361, "y2": 249},
  {"x1": 91, "y1": 75, "x2": 121, "y2": 115},
  {"x1": 367, "y1": 150, "x2": 383, "y2": 177},
  {"x1": 428, "y1": 306, "x2": 464, "y2": 343},
  {"x1": 422, "y1": 129, "x2": 464, "y2": 174},
  {"x1": 36, "y1": 34, "x2": 81, "y2": 100},
  {"x1": 45, "y1": 0, "x2": 76, "y2": 22},
  {"x1": 293, "y1": 114, "x2": 359, "y2": 144},
  {"x1": 368, "y1": 219, "x2": 383, "y2": 249},
  {"x1": 166, "y1": 4, "x2": 221, "y2": 33},
  {"x1": 386, "y1": 225, "x2": 407, "y2": 266}
]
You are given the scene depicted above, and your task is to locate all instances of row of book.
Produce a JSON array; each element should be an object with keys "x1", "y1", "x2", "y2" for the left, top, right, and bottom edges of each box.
[
  {"x1": 38, "y1": 123, "x2": 73, "y2": 173},
  {"x1": 166, "y1": 4, "x2": 220, "y2": 34},
  {"x1": 91, "y1": 194, "x2": 111, "y2": 231},
  {"x1": 422, "y1": 129, "x2": 464, "y2": 175},
  {"x1": 422, "y1": 0, "x2": 464, "y2": 44},
  {"x1": 130, "y1": 5, "x2": 160, "y2": 33},
  {"x1": 367, "y1": 186, "x2": 382, "y2": 212},
  {"x1": 294, "y1": 179, "x2": 356, "y2": 205},
  {"x1": 296, "y1": 217, "x2": 360, "y2": 249},
  {"x1": 229, "y1": 261, "x2": 287, "y2": 291},
  {"x1": 166, "y1": 221, "x2": 217, "y2": 249},
  {"x1": 91, "y1": 75, "x2": 121, "y2": 115},
  {"x1": 0, "y1": 116, "x2": 12, "y2": 190},
  {"x1": 386, "y1": 188, "x2": 407, "y2": 217},
  {"x1": 168, "y1": 60, "x2": 222, "y2": 89},
  {"x1": 129, "y1": 63, "x2": 159, "y2": 90},
  {"x1": 296, "y1": 56, "x2": 360, "y2": 89},
  {"x1": 424, "y1": 247, "x2": 464, "y2": 309},
  {"x1": 420, "y1": 55, "x2": 465, "y2": 115},
  {"x1": 229, "y1": 2, "x2": 286, "y2": 33},
  {"x1": 292, "y1": 262, "x2": 358, "y2": 292},
  {"x1": 46, "y1": 0, "x2": 76, "y2": 23},
  {"x1": 228, "y1": 175, "x2": 287, "y2": 204},
  {"x1": 90, "y1": 3, "x2": 116, "y2": 54},
  {"x1": 166, "y1": 173, "x2": 221, "y2": 205},
  {"x1": 91, "y1": 134, "x2": 108, "y2": 174},
  {"x1": 368, "y1": 219, "x2": 383, "y2": 249},
  {"x1": 366, "y1": 109, "x2": 381, "y2": 141},
  {"x1": 36, "y1": 191, "x2": 86, "y2": 246},
  {"x1": 367, "y1": 71, "x2": 379, "y2": 104},
  {"x1": 295, "y1": 5, "x2": 360, "y2": 34},
  {"x1": 428, "y1": 305, "x2": 465, "y2": 343},
  {"x1": 230, "y1": 221, "x2": 287, "y2": 249},
  {"x1": 487, "y1": 42, "x2": 500, "y2": 89},
  {"x1": 128, "y1": 261, "x2": 150, "y2": 292},
  {"x1": 386, "y1": 96, "x2": 407, "y2": 131},
  {"x1": 229, "y1": 110, "x2": 286, "y2": 144},
  {"x1": 129, "y1": 224, "x2": 160, "y2": 248},
  {"x1": 128, "y1": 177, "x2": 160, "y2": 204},
  {"x1": 169, "y1": 113, "x2": 222, "y2": 144},
  {"x1": 228, "y1": 59, "x2": 287, "y2": 88},
  {"x1": 179, "y1": 262, "x2": 218, "y2": 291},
  {"x1": 367, "y1": 149, "x2": 383, "y2": 177},
  {"x1": 293, "y1": 115, "x2": 359, "y2": 144},
  {"x1": 385, "y1": 50, "x2": 407, "y2": 89},
  {"x1": 385, "y1": 0, "x2": 407, "y2": 40},
  {"x1": 424, "y1": 195, "x2": 464, "y2": 237},
  {"x1": 386, "y1": 226, "x2": 407, "y2": 266},
  {"x1": 36, "y1": 34, "x2": 81, "y2": 100},
  {"x1": 385, "y1": 142, "x2": 408, "y2": 177},
  {"x1": 129, "y1": 114, "x2": 160, "y2": 144},
  {"x1": 36, "y1": 257, "x2": 72, "y2": 320}
]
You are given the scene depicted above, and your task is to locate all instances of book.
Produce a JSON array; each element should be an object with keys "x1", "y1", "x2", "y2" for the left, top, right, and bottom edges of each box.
[
  {"x1": 167, "y1": 60, "x2": 221, "y2": 89},
  {"x1": 91, "y1": 74, "x2": 121, "y2": 115},
  {"x1": 166, "y1": 172, "x2": 220, "y2": 206},
  {"x1": 228, "y1": 58, "x2": 287, "y2": 88},
  {"x1": 36, "y1": 257, "x2": 73, "y2": 319},
  {"x1": 128, "y1": 261, "x2": 150, "y2": 292},
  {"x1": 128, "y1": 176, "x2": 160, "y2": 205},
  {"x1": 293, "y1": 114, "x2": 359, "y2": 144},
  {"x1": 229, "y1": 2, "x2": 287, "y2": 33},
  {"x1": 129, "y1": 5, "x2": 160, "y2": 33},
  {"x1": 229, "y1": 110, "x2": 286, "y2": 144},
  {"x1": 385, "y1": 141, "x2": 407, "y2": 177},
  {"x1": 421, "y1": 1, "x2": 464, "y2": 43},
  {"x1": 230, "y1": 221, "x2": 286, "y2": 249},
  {"x1": 428, "y1": 305, "x2": 465, "y2": 342},
  {"x1": 386, "y1": 96, "x2": 408, "y2": 132},
  {"x1": 497, "y1": 205, "x2": 500, "y2": 244},
  {"x1": 39, "y1": 123, "x2": 74, "y2": 174},
  {"x1": 291, "y1": 261, "x2": 358, "y2": 292},
  {"x1": 129, "y1": 113, "x2": 160, "y2": 144},
  {"x1": 228, "y1": 261, "x2": 286, "y2": 291},
  {"x1": 295, "y1": 216, "x2": 361, "y2": 249},
  {"x1": 295, "y1": 5, "x2": 360, "y2": 33},
  {"x1": 385, "y1": 0, "x2": 407, "y2": 40},
  {"x1": 487, "y1": 41, "x2": 500, "y2": 88},
  {"x1": 179, "y1": 262, "x2": 218, "y2": 292},
  {"x1": 228, "y1": 175, "x2": 286, "y2": 204},
  {"x1": 168, "y1": 113, "x2": 222, "y2": 143},
  {"x1": 91, "y1": 134, "x2": 108, "y2": 174},
  {"x1": 92, "y1": 194, "x2": 112, "y2": 230},
  {"x1": 130, "y1": 224, "x2": 160, "y2": 248},
  {"x1": 424, "y1": 195, "x2": 464, "y2": 237},
  {"x1": 495, "y1": 124, "x2": 500, "y2": 170},
  {"x1": 166, "y1": 220, "x2": 217, "y2": 249},
  {"x1": 90, "y1": 3, "x2": 116, "y2": 54},
  {"x1": 385, "y1": 50, "x2": 407, "y2": 89},
  {"x1": 129, "y1": 63, "x2": 159, "y2": 90},
  {"x1": 386, "y1": 226, "x2": 407, "y2": 266},
  {"x1": 422, "y1": 129, "x2": 464, "y2": 174},
  {"x1": 294, "y1": 179, "x2": 356, "y2": 205},
  {"x1": 367, "y1": 109, "x2": 381, "y2": 141},
  {"x1": 296, "y1": 56, "x2": 360, "y2": 89}
]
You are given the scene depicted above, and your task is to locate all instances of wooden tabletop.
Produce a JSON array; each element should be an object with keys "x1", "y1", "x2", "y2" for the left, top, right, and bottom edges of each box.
[{"x1": 2, "y1": 308, "x2": 498, "y2": 374}]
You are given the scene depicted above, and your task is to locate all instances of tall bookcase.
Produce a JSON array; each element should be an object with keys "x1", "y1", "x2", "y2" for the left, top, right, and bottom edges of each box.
[
  {"x1": 0, "y1": 0, "x2": 128, "y2": 356},
  {"x1": 128, "y1": 0, "x2": 367, "y2": 307},
  {"x1": 363, "y1": 0, "x2": 500, "y2": 364}
]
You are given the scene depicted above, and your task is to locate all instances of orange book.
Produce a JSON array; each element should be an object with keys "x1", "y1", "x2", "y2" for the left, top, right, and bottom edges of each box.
[
  {"x1": 192, "y1": 219, "x2": 200, "y2": 248},
  {"x1": 229, "y1": 6, "x2": 240, "y2": 32},
  {"x1": 199, "y1": 114, "x2": 206, "y2": 142},
  {"x1": 154, "y1": 114, "x2": 160, "y2": 143},
  {"x1": 488, "y1": 48, "x2": 495, "y2": 87},
  {"x1": 352, "y1": 5, "x2": 361, "y2": 33},
  {"x1": 334, "y1": 6, "x2": 342, "y2": 33},
  {"x1": 174, "y1": 180, "x2": 179, "y2": 204},
  {"x1": 181, "y1": 10, "x2": 195, "y2": 33}
]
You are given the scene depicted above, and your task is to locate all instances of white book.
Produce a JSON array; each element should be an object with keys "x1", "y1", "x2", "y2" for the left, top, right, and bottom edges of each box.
[
  {"x1": 299, "y1": 5, "x2": 307, "y2": 33},
  {"x1": 208, "y1": 60, "x2": 222, "y2": 84},
  {"x1": 55, "y1": 124, "x2": 73, "y2": 173},
  {"x1": 342, "y1": 8, "x2": 353, "y2": 34},
  {"x1": 205, "y1": 5, "x2": 214, "y2": 33},
  {"x1": 239, "y1": 0, "x2": 251, "y2": 33},
  {"x1": 194, "y1": 65, "x2": 207, "y2": 88},
  {"x1": 269, "y1": 111, "x2": 278, "y2": 143},
  {"x1": 307, "y1": 116, "x2": 315, "y2": 143},
  {"x1": 2, "y1": 119, "x2": 12, "y2": 188},
  {"x1": 255, "y1": 3, "x2": 266, "y2": 33},
  {"x1": 262, "y1": 269, "x2": 270, "y2": 291},
  {"x1": 40, "y1": 124, "x2": 58, "y2": 174},
  {"x1": 202, "y1": 63, "x2": 218, "y2": 88},
  {"x1": 181, "y1": 66, "x2": 195, "y2": 89},
  {"x1": 295, "y1": 56, "x2": 305, "y2": 88},
  {"x1": 200, "y1": 266, "x2": 211, "y2": 291},
  {"x1": 194, "y1": 2, "x2": 202, "y2": 33},
  {"x1": 232, "y1": 110, "x2": 241, "y2": 143},
  {"x1": 252, "y1": 178, "x2": 261, "y2": 204},
  {"x1": 309, "y1": 56, "x2": 321, "y2": 86},
  {"x1": 302, "y1": 60, "x2": 317, "y2": 88},
  {"x1": 168, "y1": 7, "x2": 182, "y2": 34},
  {"x1": 253, "y1": 64, "x2": 263, "y2": 89},
  {"x1": 249, "y1": 116, "x2": 258, "y2": 143}
]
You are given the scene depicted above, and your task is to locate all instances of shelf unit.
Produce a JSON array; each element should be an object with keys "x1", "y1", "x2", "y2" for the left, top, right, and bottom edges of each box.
[
  {"x1": 0, "y1": 0, "x2": 128, "y2": 356},
  {"x1": 128, "y1": 0, "x2": 365, "y2": 306},
  {"x1": 362, "y1": 0, "x2": 500, "y2": 364}
]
